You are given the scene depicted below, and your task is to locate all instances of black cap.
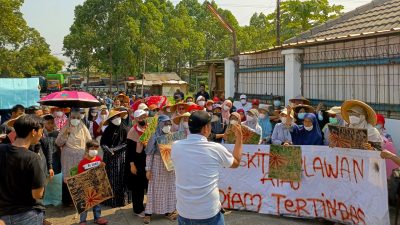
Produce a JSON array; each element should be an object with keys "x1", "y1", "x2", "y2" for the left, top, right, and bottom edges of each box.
[{"x1": 189, "y1": 110, "x2": 211, "y2": 130}]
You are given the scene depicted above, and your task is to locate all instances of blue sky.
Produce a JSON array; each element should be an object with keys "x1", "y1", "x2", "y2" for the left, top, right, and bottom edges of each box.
[{"x1": 21, "y1": 0, "x2": 371, "y2": 60}]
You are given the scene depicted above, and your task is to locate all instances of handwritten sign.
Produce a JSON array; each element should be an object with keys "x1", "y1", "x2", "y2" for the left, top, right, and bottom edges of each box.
[
  {"x1": 225, "y1": 125, "x2": 260, "y2": 144},
  {"x1": 328, "y1": 125, "x2": 368, "y2": 149},
  {"x1": 157, "y1": 131, "x2": 187, "y2": 171},
  {"x1": 139, "y1": 116, "x2": 158, "y2": 145},
  {"x1": 269, "y1": 145, "x2": 302, "y2": 182},
  {"x1": 66, "y1": 166, "x2": 113, "y2": 214},
  {"x1": 219, "y1": 145, "x2": 389, "y2": 225}
]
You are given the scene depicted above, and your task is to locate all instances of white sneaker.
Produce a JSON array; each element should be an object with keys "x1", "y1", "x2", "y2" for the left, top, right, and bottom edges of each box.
[{"x1": 135, "y1": 211, "x2": 145, "y2": 218}]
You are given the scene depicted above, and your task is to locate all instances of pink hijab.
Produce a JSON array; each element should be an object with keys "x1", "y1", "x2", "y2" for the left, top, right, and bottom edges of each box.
[{"x1": 221, "y1": 100, "x2": 232, "y2": 124}]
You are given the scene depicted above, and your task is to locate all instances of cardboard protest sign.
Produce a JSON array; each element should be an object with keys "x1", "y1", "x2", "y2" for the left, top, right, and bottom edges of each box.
[
  {"x1": 268, "y1": 145, "x2": 302, "y2": 182},
  {"x1": 66, "y1": 165, "x2": 113, "y2": 214},
  {"x1": 328, "y1": 125, "x2": 367, "y2": 149},
  {"x1": 225, "y1": 125, "x2": 260, "y2": 144},
  {"x1": 139, "y1": 116, "x2": 158, "y2": 145},
  {"x1": 219, "y1": 145, "x2": 389, "y2": 225},
  {"x1": 157, "y1": 131, "x2": 187, "y2": 171}
]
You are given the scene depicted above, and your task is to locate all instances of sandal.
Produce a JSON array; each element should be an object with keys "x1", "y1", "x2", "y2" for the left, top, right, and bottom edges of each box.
[
  {"x1": 94, "y1": 217, "x2": 108, "y2": 225},
  {"x1": 166, "y1": 210, "x2": 178, "y2": 221},
  {"x1": 143, "y1": 216, "x2": 151, "y2": 224}
]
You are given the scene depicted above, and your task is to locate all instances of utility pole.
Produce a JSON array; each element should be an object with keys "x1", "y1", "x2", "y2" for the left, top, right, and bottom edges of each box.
[{"x1": 276, "y1": 0, "x2": 281, "y2": 45}]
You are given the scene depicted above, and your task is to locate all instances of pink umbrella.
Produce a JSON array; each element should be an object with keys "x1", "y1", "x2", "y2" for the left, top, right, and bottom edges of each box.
[{"x1": 38, "y1": 91, "x2": 101, "y2": 108}]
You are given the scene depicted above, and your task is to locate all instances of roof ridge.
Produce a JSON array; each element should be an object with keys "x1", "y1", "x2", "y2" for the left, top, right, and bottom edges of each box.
[{"x1": 284, "y1": 0, "x2": 394, "y2": 43}]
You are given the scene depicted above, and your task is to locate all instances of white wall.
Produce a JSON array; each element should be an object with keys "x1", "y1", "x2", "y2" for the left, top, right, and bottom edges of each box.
[
  {"x1": 224, "y1": 58, "x2": 235, "y2": 98},
  {"x1": 384, "y1": 119, "x2": 400, "y2": 155}
]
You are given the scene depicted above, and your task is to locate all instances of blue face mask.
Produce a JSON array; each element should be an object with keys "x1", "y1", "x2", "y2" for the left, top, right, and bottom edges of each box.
[
  {"x1": 298, "y1": 113, "x2": 306, "y2": 120},
  {"x1": 329, "y1": 117, "x2": 338, "y2": 124},
  {"x1": 317, "y1": 112, "x2": 324, "y2": 121},
  {"x1": 273, "y1": 100, "x2": 281, "y2": 107},
  {"x1": 376, "y1": 124, "x2": 383, "y2": 130}
]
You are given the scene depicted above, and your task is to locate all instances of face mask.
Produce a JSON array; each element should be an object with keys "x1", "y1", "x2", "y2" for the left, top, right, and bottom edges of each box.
[
  {"x1": 80, "y1": 114, "x2": 85, "y2": 120},
  {"x1": 318, "y1": 112, "x2": 324, "y2": 121},
  {"x1": 56, "y1": 111, "x2": 63, "y2": 117},
  {"x1": 223, "y1": 105, "x2": 230, "y2": 111},
  {"x1": 70, "y1": 119, "x2": 80, "y2": 127},
  {"x1": 101, "y1": 115, "x2": 107, "y2": 120},
  {"x1": 298, "y1": 113, "x2": 306, "y2": 120},
  {"x1": 230, "y1": 120, "x2": 238, "y2": 125},
  {"x1": 241, "y1": 99, "x2": 247, "y2": 105},
  {"x1": 207, "y1": 106, "x2": 212, "y2": 111},
  {"x1": 304, "y1": 125, "x2": 313, "y2": 131},
  {"x1": 91, "y1": 112, "x2": 98, "y2": 117},
  {"x1": 376, "y1": 124, "x2": 383, "y2": 130},
  {"x1": 329, "y1": 117, "x2": 338, "y2": 124},
  {"x1": 259, "y1": 114, "x2": 266, "y2": 119},
  {"x1": 246, "y1": 115, "x2": 253, "y2": 122},
  {"x1": 148, "y1": 111, "x2": 156, "y2": 117},
  {"x1": 122, "y1": 114, "x2": 128, "y2": 120},
  {"x1": 198, "y1": 101, "x2": 205, "y2": 107},
  {"x1": 273, "y1": 100, "x2": 281, "y2": 107},
  {"x1": 280, "y1": 117, "x2": 287, "y2": 124},
  {"x1": 138, "y1": 120, "x2": 146, "y2": 127},
  {"x1": 88, "y1": 150, "x2": 98, "y2": 157},
  {"x1": 111, "y1": 117, "x2": 122, "y2": 126},
  {"x1": 183, "y1": 122, "x2": 189, "y2": 129},
  {"x1": 349, "y1": 116, "x2": 360, "y2": 124},
  {"x1": 162, "y1": 125, "x2": 171, "y2": 134}
]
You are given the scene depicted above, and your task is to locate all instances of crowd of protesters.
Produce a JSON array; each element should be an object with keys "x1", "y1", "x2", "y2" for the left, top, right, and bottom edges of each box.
[{"x1": 0, "y1": 84, "x2": 399, "y2": 225}]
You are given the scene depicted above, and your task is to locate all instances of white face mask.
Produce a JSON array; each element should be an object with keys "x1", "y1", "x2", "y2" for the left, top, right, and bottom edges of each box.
[
  {"x1": 304, "y1": 125, "x2": 313, "y2": 131},
  {"x1": 111, "y1": 117, "x2": 122, "y2": 126},
  {"x1": 91, "y1": 112, "x2": 98, "y2": 117},
  {"x1": 246, "y1": 115, "x2": 253, "y2": 122},
  {"x1": 55, "y1": 111, "x2": 63, "y2": 117},
  {"x1": 259, "y1": 114, "x2": 266, "y2": 119},
  {"x1": 162, "y1": 125, "x2": 171, "y2": 134},
  {"x1": 241, "y1": 99, "x2": 247, "y2": 105},
  {"x1": 88, "y1": 150, "x2": 98, "y2": 157},
  {"x1": 101, "y1": 115, "x2": 107, "y2": 120},
  {"x1": 198, "y1": 101, "x2": 205, "y2": 107},
  {"x1": 80, "y1": 114, "x2": 85, "y2": 120},
  {"x1": 281, "y1": 117, "x2": 287, "y2": 123},
  {"x1": 70, "y1": 119, "x2": 80, "y2": 127},
  {"x1": 223, "y1": 105, "x2": 230, "y2": 111},
  {"x1": 230, "y1": 120, "x2": 238, "y2": 125},
  {"x1": 183, "y1": 122, "x2": 189, "y2": 129},
  {"x1": 349, "y1": 116, "x2": 360, "y2": 124}
]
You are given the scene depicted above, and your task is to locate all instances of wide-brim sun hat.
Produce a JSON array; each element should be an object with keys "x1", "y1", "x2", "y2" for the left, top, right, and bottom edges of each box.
[
  {"x1": 289, "y1": 95, "x2": 310, "y2": 105},
  {"x1": 170, "y1": 102, "x2": 189, "y2": 113},
  {"x1": 341, "y1": 100, "x2": 377, "y2": 126},
  {"x1": 172, "y1": 112, "x2": 191, "y2": 124},
  {"x1": 326, "y1": 106, "x2": 341, "y2": 115},
  {"x1": 104, "y1": 109, "x2": 128, "y2": 125},
  {"x1": 280, "y1": 108, "x2": 294, "y2": 118},
  {"x1": 293, "y1": 104, "x2": 315, "y2": 113}
]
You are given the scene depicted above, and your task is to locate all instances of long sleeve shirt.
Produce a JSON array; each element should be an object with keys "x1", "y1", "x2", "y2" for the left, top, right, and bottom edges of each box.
[{"x1": 271, "y1": 123, "x2": 292, "y2": 145}]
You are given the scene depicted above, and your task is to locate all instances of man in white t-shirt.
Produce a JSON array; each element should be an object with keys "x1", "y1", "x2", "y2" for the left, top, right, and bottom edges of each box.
[{"x1": 171, "y1": 110, "x2": 243, "y2": 225}]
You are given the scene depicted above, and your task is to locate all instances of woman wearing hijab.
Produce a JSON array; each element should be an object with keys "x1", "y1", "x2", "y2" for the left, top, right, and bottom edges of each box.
[
  {"x1": 210, "y1": 104, "x2": 226, "y2": 143},
  {"x1": 286, "y1": 108, "x2": 323, "y2": 145},
  {"x1": 258, "y1": 106, "x2": 272, "y2": 144},
  {"x1": 271, "y1": 108, "x2": 293, "y2": 145},
  {"x1": 341, "y1": 100, "x2": 382, "y2": 150},
  {"x1": 243, "y1": 109, "x2": 262, "y2": 144},
  {"x1": 376, "y1": 114, "x2": 397, "y2": 177},
  {"x1": 237, "y1": 109, "x2": 246, "y2": 122},
  {"x1": 53, "y1": 107, "x2": 69, "y2": 131},
  {"x1": 172, "y1": 112, "x2": 190, "y2": 135},
  {"x1": 144, "y1": 115, "x2": 178, "y2": 224},
  {"x1": 126, "y1": 109, "x2": 148, "y2": 217},
  {"x1": 100, "y1": 109, "x2": 131, "y2": 207},
  {"x1": 55, "y1": 108, "x2": 92, "y2": 205},
  {"x1": 293, "y1": 104, "x2": 315, "y2": 126},
  {"x1": 221, "y1": 100, "x2": 232, "y2": 124}
]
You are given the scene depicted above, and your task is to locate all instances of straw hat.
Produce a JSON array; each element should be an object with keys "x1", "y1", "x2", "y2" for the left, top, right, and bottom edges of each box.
[
  {"x1": 280, "y1": 108, "x2": 294, "y2": 118},
  {"x1": 206, "y1": 100, "x2": 214, "y2": 106},
  {"x1": 173, "y1": 112, "x2": 191, "y2": 124},
  {"x1": 289, "y1": 95, "x2": 310, "y2": 105},
  {"x1": 170, "y1": 102, "x2": 189, "y2": 113},
  {"x1": 326, "y1": 106, "x2": 341, "y2": 115},
  {"x1": 104, "y1": 109, "x2": 128, "y2": 125},
  {"x1": 6, "y1": 115, "x2": 22, "y2": 127},
  {"x1": 341, "y1": 100, "x2": 377, "y2": 126},
  {"x1": 293, "y1": 104, "x2": 315, "y2": 113}
]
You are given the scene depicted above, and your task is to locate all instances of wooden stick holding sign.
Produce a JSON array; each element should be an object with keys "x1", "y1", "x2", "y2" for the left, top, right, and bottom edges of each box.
[{"x1": 66, "y1": 165, "x2": 113, "y2": 214}]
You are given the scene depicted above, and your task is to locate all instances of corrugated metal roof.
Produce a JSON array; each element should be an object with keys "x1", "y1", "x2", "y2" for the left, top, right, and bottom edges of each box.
[
  {"x1": 125, "y1": 80, "x2": 187, "y2": 86},
  {"x1": 143, "y1": 72, "x2": 182, "y2": 81},
  {"x1": 286, "y1": 0, "x2": 400, "y2": 43}
]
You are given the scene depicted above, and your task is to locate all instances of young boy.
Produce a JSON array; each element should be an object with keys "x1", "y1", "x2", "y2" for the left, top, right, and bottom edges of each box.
[{"x1": 77, "y1": 140, "x2": 108, "y2": 225}]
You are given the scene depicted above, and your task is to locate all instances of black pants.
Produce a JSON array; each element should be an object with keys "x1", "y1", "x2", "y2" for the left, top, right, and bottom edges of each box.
[
  {"x1": 62, "y1": 181, "x2": 72, "y2": 206},
  {"x1": 131, "y1": 185, "x2": 145, "y2": 214}
]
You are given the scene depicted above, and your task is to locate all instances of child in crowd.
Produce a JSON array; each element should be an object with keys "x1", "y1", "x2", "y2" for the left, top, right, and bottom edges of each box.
[{"x1": 77, "y1": 140, "x2": 108, "y2": 225}]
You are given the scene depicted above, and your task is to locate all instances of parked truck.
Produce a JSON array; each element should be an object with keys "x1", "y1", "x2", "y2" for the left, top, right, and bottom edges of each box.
[{"x1": 46, "y1": 74, "x2": 65, "y2": 92}]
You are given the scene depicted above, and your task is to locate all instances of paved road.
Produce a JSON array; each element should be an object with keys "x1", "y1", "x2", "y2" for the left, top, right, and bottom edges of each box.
[{"x1": 46, "y1": 204, "x2": 397, "y2": 225}]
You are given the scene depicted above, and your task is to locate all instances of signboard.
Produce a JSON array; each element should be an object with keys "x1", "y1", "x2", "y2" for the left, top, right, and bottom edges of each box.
[
  {"x1": 225, "y1": 125, "x2": 260, "y2": 144},
  {"x1": 328, "y1": 125, "x2": 368, "y2": 149},
  {"x1": 66, "y1": 165, "x2": 113, "y2": 214},
  {"x1": 268, "y1": 145, "x2": 302, "y2": 182},
  {"x1": 139, "y1": 116, "x2": 158, "y2": 145},
  {"x1": 157, "y1": 131, "x2": 187, "y2": 171},
  {"x1": 219, "y1": 145, "x2": 389, "y2": 225}
]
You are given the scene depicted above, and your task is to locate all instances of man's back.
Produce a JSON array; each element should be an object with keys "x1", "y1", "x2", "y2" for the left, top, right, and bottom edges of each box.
[
  {"x1": 171, "y1": 134, "x2": 233, "y2": 219},
  {"x1": 0, "y1": 144, "x2": 46, "y2": 216}
]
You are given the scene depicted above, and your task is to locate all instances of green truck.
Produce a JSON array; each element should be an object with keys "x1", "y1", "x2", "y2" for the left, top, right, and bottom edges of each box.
[{"x1": 46, "y1": 74, "x2": 65, "y2": 92}]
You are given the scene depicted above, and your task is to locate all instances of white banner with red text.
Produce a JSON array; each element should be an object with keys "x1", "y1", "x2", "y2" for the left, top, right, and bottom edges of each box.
[{"x1": 219, "y1": 145, "x2": 389, "y2": 225}]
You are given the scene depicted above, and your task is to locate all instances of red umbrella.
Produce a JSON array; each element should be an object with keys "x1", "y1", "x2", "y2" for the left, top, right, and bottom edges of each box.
[
  {"x1": 131, "y1": 96, "x2": 168, "y2": 111},
  {"x1": 38, "y1": 91, "x2": 101, "y2": 108}
]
